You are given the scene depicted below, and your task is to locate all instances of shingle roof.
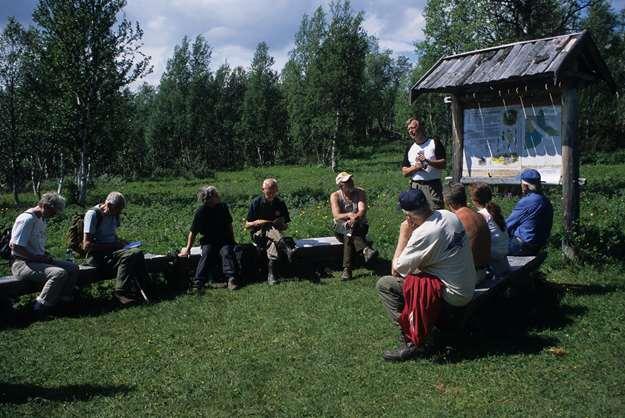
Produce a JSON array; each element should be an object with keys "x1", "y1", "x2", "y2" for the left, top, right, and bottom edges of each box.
[{"x1": 410, "y1": 31, "x2": 616, "y2": 102}]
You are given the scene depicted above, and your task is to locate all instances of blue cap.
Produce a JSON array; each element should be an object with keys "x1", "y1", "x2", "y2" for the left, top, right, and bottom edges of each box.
[
  {"x1": 520, "y1": 168, "x2": 541, "y2": 184},
  {"x1": 399, "y1": 189, "x2": 428, "y2": 211}
]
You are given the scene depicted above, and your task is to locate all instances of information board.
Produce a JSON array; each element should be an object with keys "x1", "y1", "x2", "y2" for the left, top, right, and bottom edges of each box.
[{"x1": 462, "y1": 105, "x2": 562, "y2": 183}]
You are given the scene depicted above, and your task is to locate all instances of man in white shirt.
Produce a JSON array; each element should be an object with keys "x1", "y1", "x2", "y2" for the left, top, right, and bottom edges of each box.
[
  {"x1": 9, "y1": 192, "x2": 78, "y2": 316},
  {"x1": 376, "y1": 188, "x2": 477, "y2": 361},
  {"x1": 401, "y1": 117, "x2": 446, "y2": 209}
]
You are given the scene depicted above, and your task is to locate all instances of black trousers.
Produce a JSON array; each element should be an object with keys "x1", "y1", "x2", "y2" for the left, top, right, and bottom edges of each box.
[{"x1": 195, "y1": 244, "x2": 237, "y2": 284}]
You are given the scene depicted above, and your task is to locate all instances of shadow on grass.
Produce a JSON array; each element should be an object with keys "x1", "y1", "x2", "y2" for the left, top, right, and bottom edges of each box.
[
  {"x1": 0, "y1": 382, "x2": 132, "y2": 404},
  {"x1": 431, "y1": 274, "x2": 590, "y2": 363}
]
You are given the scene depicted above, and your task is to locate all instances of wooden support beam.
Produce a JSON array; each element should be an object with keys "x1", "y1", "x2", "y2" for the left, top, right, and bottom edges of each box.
[
  {"x1": 561, "y1": 86, "x2": 580, "y2": 260},
  {"x1": 451, "y1": 94, "x2": 464, "y2": 182}
]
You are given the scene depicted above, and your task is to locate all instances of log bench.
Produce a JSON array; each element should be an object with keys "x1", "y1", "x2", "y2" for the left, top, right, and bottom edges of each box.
[{"x1": 0, "y1": 254, "x2": 171, "y2": 298}]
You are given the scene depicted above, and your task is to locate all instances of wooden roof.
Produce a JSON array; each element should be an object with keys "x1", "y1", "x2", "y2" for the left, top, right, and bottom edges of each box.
[{"x1": 411, "y1": 31, "x2": 616, "y2": 102}]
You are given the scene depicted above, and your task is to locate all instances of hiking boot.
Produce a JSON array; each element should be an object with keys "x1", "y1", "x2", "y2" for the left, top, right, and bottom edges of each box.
[
  {"x1": 383, "y1": 343, "x2": 421, "y2": 362},
  {"x1": 363, "y1": 247, "x2": 378, "y2": 264},
  {"x1": 189, "y1": 280, "x2": 205, "y2": 295},
  {"x1": 227, "y1": 277, "x2": 239, "y2": 291},
  {"x1": 341, "y1": 268, "x2": 352, "y2": 281}
]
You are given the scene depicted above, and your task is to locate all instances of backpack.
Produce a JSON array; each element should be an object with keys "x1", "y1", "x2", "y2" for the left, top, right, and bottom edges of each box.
[
  {"x1": 0, "y1": 228, "x2": 12, "y2": 260},
  {"x1": 66, "y1": 206, "x2": 103, "y2": 257},
  {"x1": 233, "y1": 243, "x2": 260, "y2": 283}
]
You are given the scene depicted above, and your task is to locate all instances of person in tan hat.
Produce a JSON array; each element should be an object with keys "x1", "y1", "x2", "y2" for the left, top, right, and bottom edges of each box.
[{"x1": 330, "y1": 172, "x2": 377, "y2": 280}]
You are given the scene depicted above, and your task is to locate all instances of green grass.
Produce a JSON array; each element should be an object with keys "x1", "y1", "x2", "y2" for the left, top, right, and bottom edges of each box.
[{"x1": 1, "y1": 142, "x2": 625, "y2": 416}]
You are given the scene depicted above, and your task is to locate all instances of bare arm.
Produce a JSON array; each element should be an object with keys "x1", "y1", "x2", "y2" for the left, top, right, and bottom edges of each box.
[
  {"x1": 178, "y1": 231, "x2": 196, "y2": 257},
  {"x1": 391, "y1": 220, "x2": 416, "y2": 276},
  {"x1": 83, "y1": 233, "x2": 123, "y2": 253},
  {"x1": 245, "y1": 219, "x2": 273, "y2": 230},
  {"x1": 401, "y1": 161, "x2": 424, "y2": 177},
  {"x1": 330, "y1": 192, "x2": 350, "y2": 221}
]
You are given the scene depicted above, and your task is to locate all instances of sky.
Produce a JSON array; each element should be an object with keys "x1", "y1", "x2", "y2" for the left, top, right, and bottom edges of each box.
[{"x1": 2, "y1": 0, "x2": 624, "y2": 87}]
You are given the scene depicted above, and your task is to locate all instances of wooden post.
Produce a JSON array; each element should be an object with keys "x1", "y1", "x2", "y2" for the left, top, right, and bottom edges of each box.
[
  {"x1": 561, "y1": 86, "x2": 580, "y2": 260},
  {"x1": 451, "y1": 95, "x2": 464, "y2": 182}
]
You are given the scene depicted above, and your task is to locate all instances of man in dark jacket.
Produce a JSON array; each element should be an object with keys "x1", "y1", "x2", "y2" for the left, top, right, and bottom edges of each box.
[
  {"x1": 506, "y1": 169, "x2": 553, "y2": 255},
  {"x1": 245, "y1": 178, "x2": 296, "y2": 285}
]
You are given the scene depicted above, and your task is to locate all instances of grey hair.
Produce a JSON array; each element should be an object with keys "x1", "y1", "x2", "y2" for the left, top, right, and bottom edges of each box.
[
  {"x1": 105, "y1": 191, "x2": 126, "y2": 208},
  {"x1": 39, "y1": 192, "x2": 66, "y2": 213},
  {"x1": 198, "y1": 185, "x2": 218, "y2": 204},
  {"x1": 262, "y1": 178, "x2": 278, "y2": 188},
  {"x1": 522, "y1": 180, "x2": 539, "y2": 192}
]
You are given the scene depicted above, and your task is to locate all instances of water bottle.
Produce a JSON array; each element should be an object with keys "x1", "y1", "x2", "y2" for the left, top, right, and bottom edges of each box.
[{"x1": 65, "y1": 248, "x2": 75, "y2": 263}]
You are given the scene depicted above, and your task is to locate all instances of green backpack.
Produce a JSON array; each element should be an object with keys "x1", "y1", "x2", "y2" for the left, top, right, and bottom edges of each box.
[{"x1": 66, "y1": 206, "x2": 103, "y2": 257}]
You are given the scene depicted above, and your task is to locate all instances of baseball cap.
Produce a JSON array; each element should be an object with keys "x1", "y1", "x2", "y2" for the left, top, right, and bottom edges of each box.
[
  {"x1": 335, "y1": 171, "x2": 353, "y2": 185},
  {"x1": 520, "y1": 168, "x2": 541, "y2": 184},
  {"x1": 399, "y1": 189, "x2": 428, "y2": 211}
]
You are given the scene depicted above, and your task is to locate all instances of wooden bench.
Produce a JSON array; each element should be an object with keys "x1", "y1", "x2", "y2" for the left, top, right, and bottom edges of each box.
[{"x1": 0, "y1": 254, "x2": 172, "y2": 298}]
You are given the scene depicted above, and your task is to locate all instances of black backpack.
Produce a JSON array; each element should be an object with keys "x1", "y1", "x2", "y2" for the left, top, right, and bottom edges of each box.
[
  {"x1": 0, "y1": 228, "x2": 12, "y2": 260},
  {"x1": 233, "y1": 244, "x2": 260, "y2": 283}
]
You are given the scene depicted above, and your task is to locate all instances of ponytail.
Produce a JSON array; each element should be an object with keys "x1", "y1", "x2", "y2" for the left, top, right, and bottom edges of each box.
[{"x1": 486, "y1": 201, "x2": 506, "y2": 232}]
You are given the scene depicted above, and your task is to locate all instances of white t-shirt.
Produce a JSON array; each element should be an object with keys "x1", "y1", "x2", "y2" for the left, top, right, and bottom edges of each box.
[
  {"x1": 478, "y1": 208, "x2": 510, "y2": 276},
  {"x1": 402, "y1": 139, "x2": 446, "y2": 182},
  {"x1": 10, "y1": 210, "x2": 46, "y2": 256},
  {"x1": 394, "y1": 210, "x2": 477, "y2": 306},
  {"x1": 84, "y1": 208, "x2": 119, "y2": 244}
]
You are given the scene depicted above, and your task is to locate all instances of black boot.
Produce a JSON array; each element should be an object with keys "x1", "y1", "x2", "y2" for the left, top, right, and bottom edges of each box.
[{"x1": 383, "y1": 343, "x2": 421, "y2": 362}]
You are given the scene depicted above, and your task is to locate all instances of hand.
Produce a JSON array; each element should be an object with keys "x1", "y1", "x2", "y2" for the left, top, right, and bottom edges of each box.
[
  {"x1": 417, "y1": 152, "x2": 426, "y2": 162},
  {"x1": 413, "y1": 161, "x2": 423, "y2": 171},
  {"x1": 178, "y1": 247, "x2": 190, "y2": 258}
]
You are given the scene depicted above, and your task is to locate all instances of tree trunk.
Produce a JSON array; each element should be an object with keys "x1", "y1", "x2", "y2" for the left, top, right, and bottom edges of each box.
[
  {"x1": 9, "y1": 156, "x2": 20, "y2": 206},
  {"x1": 78, "y1": 147, "x2": 88, "y2": 206},
  {"x1": 331, "y1": 109, "x2": 339, "y2": 171}
]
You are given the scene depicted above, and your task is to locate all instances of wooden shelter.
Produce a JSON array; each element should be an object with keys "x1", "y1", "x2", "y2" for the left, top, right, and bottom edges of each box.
[{"x1": 410, "y1": 31, "x2": 617, "y2": 258}]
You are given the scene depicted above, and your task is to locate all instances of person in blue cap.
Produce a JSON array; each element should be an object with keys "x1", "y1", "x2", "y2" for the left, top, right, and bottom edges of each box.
[
  {"x1": 376, "y1": 188, "x2": 477, "y2": 361},
  {"x1": 506, "y1": 168, "x2": 553, "y2": 255}
]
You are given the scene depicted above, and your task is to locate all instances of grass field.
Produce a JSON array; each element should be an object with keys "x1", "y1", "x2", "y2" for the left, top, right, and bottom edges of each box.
[{"x1": 1, "y1": 142, "x2": 624, "y2": 416}]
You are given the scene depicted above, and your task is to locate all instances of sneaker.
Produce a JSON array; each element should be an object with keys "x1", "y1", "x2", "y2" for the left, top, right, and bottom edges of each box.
[
  {"x1": 227, "y1": 277, "x2": 239, "y2": 291},
  {"x1": 363, "y1": 247, "x2": 378, "y2": 264},
  {"x1": 341, "y1": 268, "x2": 352, "y2": 281},
  {"x1": 114, "y1": 291, "x2": 138, "y2": 305}
]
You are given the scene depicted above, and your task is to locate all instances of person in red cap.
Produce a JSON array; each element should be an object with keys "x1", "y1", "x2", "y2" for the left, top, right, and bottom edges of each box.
[
  {"x1": 376, "y1": 188, "x2": 477, "y2": 361},
  {"x1": 506, "y1": 168, "x2": 553, "y2": 255},
  {"x1": 330, "y1": 171, "x2": 377, "y2": 280}
]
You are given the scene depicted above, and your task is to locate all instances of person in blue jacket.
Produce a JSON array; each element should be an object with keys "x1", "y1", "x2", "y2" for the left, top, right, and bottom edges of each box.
[{"x1": 506, "y1": 169, "x2": 553, "y2": 255}]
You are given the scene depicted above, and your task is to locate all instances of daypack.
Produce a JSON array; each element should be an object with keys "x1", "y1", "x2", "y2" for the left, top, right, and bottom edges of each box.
[
  {"x1": 66, "y1": 206, "x2": 103, "y2": 257},
  {"x1": 0, "y1": 228, "x2": 12, "y2": 260},
  {"x1": 233, "y1": 243, "x2": 260, "y2": 282}
]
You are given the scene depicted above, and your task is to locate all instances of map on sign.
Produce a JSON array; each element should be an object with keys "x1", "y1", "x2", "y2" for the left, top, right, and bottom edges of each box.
[{"x1": 463, "y1": 105, "x2": 562, "y2": 183}]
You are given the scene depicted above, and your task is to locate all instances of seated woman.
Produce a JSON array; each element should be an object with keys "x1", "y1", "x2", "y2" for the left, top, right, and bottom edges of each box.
[
  {"x1": 469, "y1": 183, "x2": 510, "y2": 276},
  {"x1": 330, "y1": 172, "x2": 377, "y2": 280}
]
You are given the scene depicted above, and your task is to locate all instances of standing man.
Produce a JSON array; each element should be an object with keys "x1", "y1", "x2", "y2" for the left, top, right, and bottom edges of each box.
[
  {"x1": 179, "y1": 186, "x2": 239, "y2": 292},
  {"x1": 402, "y1": 117, "x2": 447, "y2": 210},
  {"x1": 9, "y1": 192, "x2": 78, "y2": 316},
  {"x1": 245, "y1": 178, "x2": 296, "y2": 285},
  {"x1": 83, "y1": 191, "x2": 149, "y2": 304},
  {"x1": 507, "y1": 169, "x2": 553, "y2": 255},
  {"x1": 330, "y1": 171, "x2": 377, "y2": 280},
  {"x1": 376, "y1": 189, "x2": 477, "y2": 361}
]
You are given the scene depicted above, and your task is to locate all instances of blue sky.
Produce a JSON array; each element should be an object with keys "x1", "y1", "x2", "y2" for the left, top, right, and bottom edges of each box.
[{"x1": 2, "y1": 0, "x2": 624, "y2": 86}]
